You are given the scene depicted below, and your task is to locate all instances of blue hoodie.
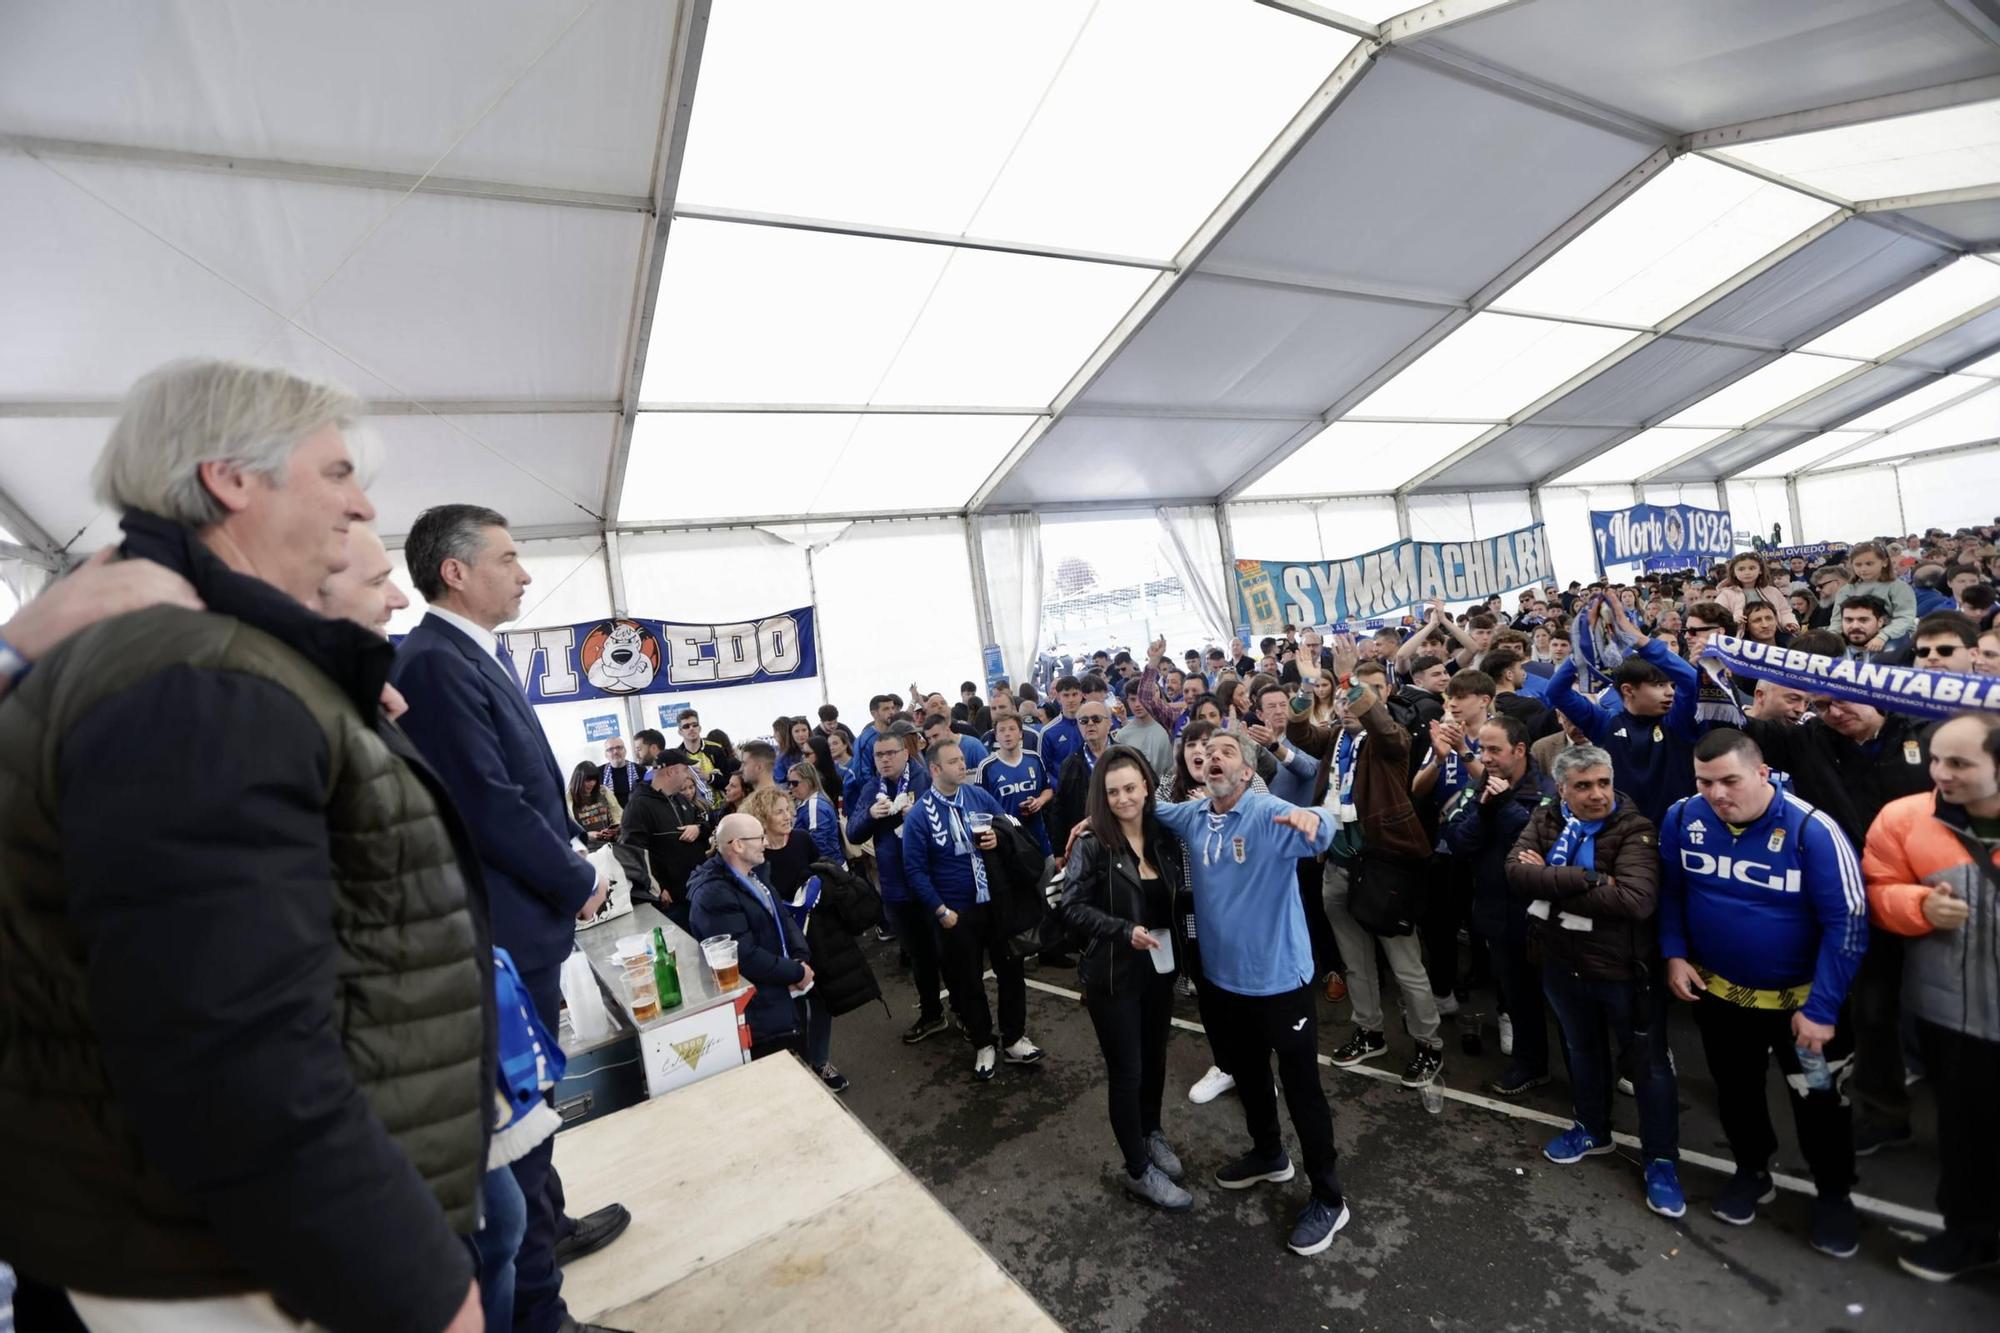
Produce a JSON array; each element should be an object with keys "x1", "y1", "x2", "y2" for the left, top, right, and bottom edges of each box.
[
  {"x1": 1656, "y1": 776, "x2": 1867, "y2": 1027},
  {"x1": 899, "y1": 784, "x2": 1006, "y2": 912},
  {"x1": 1546, "y1": 637, "x2": 1700, "y2": 829}
]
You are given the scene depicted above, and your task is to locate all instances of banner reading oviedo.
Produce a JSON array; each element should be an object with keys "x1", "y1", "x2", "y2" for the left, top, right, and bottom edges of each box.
[
  {"x1": 499, "y1": 607, "x2": 817, "y2": 707},
  {"x1": 1589, "y1": 502, "x2": 1734, "y2": 572},
  {"x1": 1234, "y1": 524, "x2": 1551, "y2": 633}
]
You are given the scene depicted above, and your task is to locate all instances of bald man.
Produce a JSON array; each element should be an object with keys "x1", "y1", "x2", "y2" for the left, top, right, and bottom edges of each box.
[
  {"x1": 687, "y1": 812, "x2": 813, "y2": 1060},
  {"x1": 318, "y1": 523, "x2": 409, "y2": 635}
]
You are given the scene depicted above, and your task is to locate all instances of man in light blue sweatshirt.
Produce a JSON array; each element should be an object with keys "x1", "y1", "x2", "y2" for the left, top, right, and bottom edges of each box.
[{"x1": 1152, "y1": 731, "x2": 1349, "y2": 1259}]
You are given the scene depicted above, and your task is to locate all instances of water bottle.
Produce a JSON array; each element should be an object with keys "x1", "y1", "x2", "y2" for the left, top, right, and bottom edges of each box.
[{"x1": 1795, "y1": 1044, "x2": 1832, "y2": 1092}]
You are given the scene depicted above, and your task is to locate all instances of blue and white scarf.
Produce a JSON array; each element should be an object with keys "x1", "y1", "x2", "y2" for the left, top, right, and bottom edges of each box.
[
  {"x1": 923, "y1": 790, "x2": 991, "y2": 904},
  {"x1": 1701, "y1": 633, "x2": 2000, "y2": 721},
  {"x1": 1332, "y1": 729, "x2": 1361, "y2": 822},
  {"x1": 1528, "y1": 801, "x2": 1608, "y2": 932}
]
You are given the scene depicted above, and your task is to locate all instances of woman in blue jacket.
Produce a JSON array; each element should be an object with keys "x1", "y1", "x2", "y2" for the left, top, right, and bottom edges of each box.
[{"x1": 788, "y1": 762, "x2": 847, "y2": 867}]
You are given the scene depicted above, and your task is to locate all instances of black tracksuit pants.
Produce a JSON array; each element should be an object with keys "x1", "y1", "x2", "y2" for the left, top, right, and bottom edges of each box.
[
  {"x1": 1917, "y1": 1020, "x2": 2000, "y2": 1243},
  {"x1": 1203, "y1": 982, "x2": 1344, "y2": 1206},
  {"x1": 937, "y1": 901, "x2": 1026, "y2": 1048},
  {"x1": 1691, "y1": 997, "x2": 1855, "y2": 1197}
]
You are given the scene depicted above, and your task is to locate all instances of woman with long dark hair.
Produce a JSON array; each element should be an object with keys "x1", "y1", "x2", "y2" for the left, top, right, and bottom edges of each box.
[
  {"x1": 1059, "y1": 746, "x2": 1191, "y2": 1211},
  {"x1": 775, "y1": 716, "x2": 814, "y2": 784},
  {"x1": 568, "y1": 761, "x2": 619, "y2": 845}
]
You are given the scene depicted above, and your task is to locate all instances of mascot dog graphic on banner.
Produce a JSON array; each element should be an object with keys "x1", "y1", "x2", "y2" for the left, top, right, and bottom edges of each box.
[{"x1": 582, "y1": 619, "x2": 661, "y2": 693}]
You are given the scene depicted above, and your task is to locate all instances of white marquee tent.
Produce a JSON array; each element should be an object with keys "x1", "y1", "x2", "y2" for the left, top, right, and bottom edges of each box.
[{"x1": 7, "y1": 0, "x2": 2000, "y2": 765}]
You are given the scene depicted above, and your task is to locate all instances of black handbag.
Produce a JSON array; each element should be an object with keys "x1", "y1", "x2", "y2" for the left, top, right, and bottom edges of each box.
[{"x1": 1349, "y1": 850, "x2": 1429, "y2": 938}]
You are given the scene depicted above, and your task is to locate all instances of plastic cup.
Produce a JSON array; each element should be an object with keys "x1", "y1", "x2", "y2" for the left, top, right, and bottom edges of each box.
[
  {"x1": 701, "y1": 934, "x2": 741, "y2": 988},
  {"x1": 618, "y1": 946, "x2": 659, "y2": 1021},
  {"x1": 1421, "y1": 1082, "x2": 1444, "y2": 1115},
  {"x1": 966, "y1": 811, "x2": 994, "y2": 834},
  {"x1": 617, "y1": 933, "x2": 651, "y2": 958}
]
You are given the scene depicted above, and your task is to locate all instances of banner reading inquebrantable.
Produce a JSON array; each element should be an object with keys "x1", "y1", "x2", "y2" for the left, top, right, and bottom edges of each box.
[
  {"x1": 497, "y1": 607, "x2": 818, "y2": 706},
  {"x1": 1233, "y1": 524, "x2": 1551, "y2": 635}
]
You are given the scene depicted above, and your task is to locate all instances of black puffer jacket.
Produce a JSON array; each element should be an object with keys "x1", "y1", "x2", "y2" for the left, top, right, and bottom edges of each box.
[
  {"x1": 1058, "y1": 820, "x2": 1190, "y2": 995},
  {"x1": 1504, "y1": 794, "x2": 1661, "y2": 981},
  {"x1": 802, "y1": 859, "x2": 885, "y2": 1018}
]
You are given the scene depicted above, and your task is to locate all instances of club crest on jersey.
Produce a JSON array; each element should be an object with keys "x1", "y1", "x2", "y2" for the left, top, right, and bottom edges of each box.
[
  {"x1": 1767, "y1": 828, "x2": 1785, "y2": 853},
  {"x1": 1232, "y1": 836, "x2": 1246, "y2": 864}
]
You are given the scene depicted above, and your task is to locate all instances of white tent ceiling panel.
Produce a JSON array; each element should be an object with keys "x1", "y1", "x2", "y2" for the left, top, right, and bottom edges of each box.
[
  {"x1": 1672, "y1": 426, "x2": 1816, "y2": 481},
  {"x1": 1890, "y1": 197, "x2": 2000, "y2": 249},
  {"x1": 1830, "y1": 384, "x2": 2000, "y2": 467},
  {"x1": 1071, "y1": 275, "x2": 1444, "y2": 415},
  {"x1": 1202, "y1": 52, "x2": 1656, "y2": 299},
  {"x1": 365, "y1": 413, "x2": 614, "y2": 538},
  {"x1": 1721, "y1": 98, "x2": 2000, "y2": 204},
  {"x1": 1526, "y1": 336, "x2": 1766, "y2": 426},
  {"x1": 1419, "y1": 424, "x2": 1622, "y2": 490},
  {"x1": 1734, "y1": 430, "x2": 1873, "y2": 477},
  {"x1": 1551, "y1": 427, "x2": 1731, "y2": 485},
  {"x1": 1661, "y1": 351, "x2": 1862, "y2": 428},
  {"x1": 0, "y1": 417, "x2": 119, "y2": 554},
  {"x1": 0, "y1": 0, "x2": 675, "y2": 195},
  {"x1": 1897, "y1": 303, "x2": 2000, "y2": 373},
  {"x1": 1405, "y1": 492, "x2": 1477, "y2": 542},
  {"x1": 1426, "y1": 0, "x2": 2000, "y2": 131},
  {"x1": 1774, "y1": 363, "x2": 1937, "y2": 430},
  {"x1": 1801, "y1": 256, "x2": 2000, "y2": 360},
  {"x1": 621, "y1": 413, "x2": 1032, "y2": 523},
  {"x1": 0, "y1": 158, "x2": 310, "y2": 398},
  {"x1": 1846, "y1": 372, "x2": 1995, "y2": 430},
  {"x1": 1673, "y1": 222, "x2": 1949, "y2": 346},
  {"x1": 1241, "y1": 422, "x2": 1490, "y2": 499},
  {"x1": 1890, "y1": 445, "x2": 2000, "y2": 532},
  {"x1": 1348, "y1": 313, "x2": 1632, "y2": 421},
  {"x1": 675, "y1": 0, "x2": 1352, "y2": 261},
  {"x1": 640, "y1": 219, "x2": 1153, "y2": 407},
  {"x1": 291, "y1": 194, "x2": 644, "y2": 400},
  {"x1": 1491, "y1": 155, "x2": 1836, "y2": 327},
  {"x1": 986, "y1": 417, "x2": 1301, "y2": 507}
]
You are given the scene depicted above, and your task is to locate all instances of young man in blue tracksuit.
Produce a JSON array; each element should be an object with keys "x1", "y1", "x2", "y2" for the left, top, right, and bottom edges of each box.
[
  {"x1": 901, "y1": 739, "x2": 1042, "y2": 1081},
  {"x1": 976, "y1": 710, "x2": 1054, "y2": 853},
  {"x1": 847, "y1": 725, "x2": 944, "y2": 1045},
  {"x1": 1151, "y1": 731, "x2": 1349, "y2": 1259},
  {"x1": 1547, "y1": 595, "x2": 1701, "y2": 828},
  {"x1": 1658, "y1": 728, "x2": 1869, "y2": 1258},
  {"x1": 1040, "y1": 676, "x2": 1086, "y2": 776}
]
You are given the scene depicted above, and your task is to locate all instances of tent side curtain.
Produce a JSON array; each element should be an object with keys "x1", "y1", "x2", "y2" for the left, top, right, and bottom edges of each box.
[
  {"x1": 976, "y1": 512, "x2": 1042, "y2": 689},
  {"x1": 1154, "y1": 505, "x2": 1232, "y2": 642}
]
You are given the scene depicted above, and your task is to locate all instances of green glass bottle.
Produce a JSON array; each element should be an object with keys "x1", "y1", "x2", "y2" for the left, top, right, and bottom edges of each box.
[{"x1": 652, "y1": 926, "x2": 682, "y2": 1010}]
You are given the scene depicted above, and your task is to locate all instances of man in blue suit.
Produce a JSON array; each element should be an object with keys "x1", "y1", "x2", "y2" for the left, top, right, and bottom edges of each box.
[{"x1": 393, "y1": 504, "x2": 622, "y2": 1333}]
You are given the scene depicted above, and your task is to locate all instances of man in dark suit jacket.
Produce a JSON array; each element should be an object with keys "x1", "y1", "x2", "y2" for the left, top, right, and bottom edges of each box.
[{"x1": 392, "y1": 504, "x2": 621, "y2": 1333}]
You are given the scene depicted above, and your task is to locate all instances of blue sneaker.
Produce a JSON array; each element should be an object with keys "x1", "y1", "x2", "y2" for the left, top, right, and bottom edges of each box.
[
  {"x1": 1287, "y1": 1197, "x2": 1351, "y2": 1256},
  {"x1": 1644, "y1": 1159, "x2": 1686, "y2": 1219},
  {"x1": 1544, "y1": 1123, "x2": 1616, "y2": 1165}
]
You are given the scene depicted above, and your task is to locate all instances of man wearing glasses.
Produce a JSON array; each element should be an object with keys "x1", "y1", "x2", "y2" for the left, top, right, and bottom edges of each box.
[
  {"x1": 687, "y1": 812, "x2": 813, "y2": 1061},
  {"x1": 1050, "y1": 702, "x2": 1118, "y2": 853},
  {"x1": 600, "y1": 737, "x2": 644, "y2": 807},
  {"x1": 1907, "y1": 612, "x2": 1980, "y2": 672}
]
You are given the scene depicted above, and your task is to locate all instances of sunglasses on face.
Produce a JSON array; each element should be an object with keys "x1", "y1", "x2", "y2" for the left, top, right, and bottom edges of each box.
[{"x1": 1912, "y1": 645, "x2": 1961, "y2": 658}]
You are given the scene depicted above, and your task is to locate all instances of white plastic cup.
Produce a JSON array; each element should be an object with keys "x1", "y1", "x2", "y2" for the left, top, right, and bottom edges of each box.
[
  {"x1": 966, "y1": 811, "x2": 994, "y2": 834},
  {"x1": 700, "y1": 934, "x2": 740, "y2": 986},
  {"x1": 1421, "y1": 1082, "x2": 1444, "y2": 1115}
]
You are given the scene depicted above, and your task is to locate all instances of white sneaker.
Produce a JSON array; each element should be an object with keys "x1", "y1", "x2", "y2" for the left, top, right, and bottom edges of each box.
[
  {"x1": 973, "y1": 1045, "x2": 997, "y2": 1080},
  {"x1": 1435, "y1": 992, "x2": 1461, "y2": 1017},
  {"x1": 1616, "y1": 1077, "x2": 1635, "y2": 1097},
  {"x1": 1189, "y1": 1065, "x2": 1236, "y2": 1104},
  {"x1": 1499, "y1": 1014, "x2": 1515, "y2": 1057},
  {"x1": 1004, "y1": 1037, "x2": 1046, "y2": 1065}
]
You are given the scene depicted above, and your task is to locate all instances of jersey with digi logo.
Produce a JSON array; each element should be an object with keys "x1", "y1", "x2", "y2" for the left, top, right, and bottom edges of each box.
[{"x1": 978, "y1": 752, "x2": 1051, "y2": 853}]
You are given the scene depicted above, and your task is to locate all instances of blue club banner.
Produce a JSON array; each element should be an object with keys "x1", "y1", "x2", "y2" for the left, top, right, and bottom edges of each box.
[
  {"x1": 1590, "y1": 502, "x2": 1733, "y2": 572},
  {"x1": 498, "y1": 607, "x2": 818, "y2": 706},
  {"x1": 1233, "y1": 523, "x2": 1551, "y2": 633},
  {"x1": 1701, "y1": 634, "x2": 2000, "y2": 719}
]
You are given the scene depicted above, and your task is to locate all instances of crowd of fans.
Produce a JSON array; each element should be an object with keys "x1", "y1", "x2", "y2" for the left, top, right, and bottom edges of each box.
[{"x1": 1, "y1": 357, "x2": 1997, "y2": 1331}]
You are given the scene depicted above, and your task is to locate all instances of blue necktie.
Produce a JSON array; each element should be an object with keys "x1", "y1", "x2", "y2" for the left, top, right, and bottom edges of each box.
[{"x1": 495, "y1": 640, "x2": 524, "y2": 691}]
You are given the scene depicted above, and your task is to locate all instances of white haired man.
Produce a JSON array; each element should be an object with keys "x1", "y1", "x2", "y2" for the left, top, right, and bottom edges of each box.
[{"x1": 0, "y1": 359, "x2": 490, "y2": 1332}]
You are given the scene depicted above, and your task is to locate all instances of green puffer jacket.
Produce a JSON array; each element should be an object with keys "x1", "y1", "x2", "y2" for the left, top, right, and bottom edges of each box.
[{"x1": 0, "y1": 513, "x2": 493, "y2": 1333}]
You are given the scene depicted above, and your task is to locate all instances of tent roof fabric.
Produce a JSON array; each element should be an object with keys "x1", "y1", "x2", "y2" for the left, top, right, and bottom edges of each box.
[{"x1": 5, "y1": 0, "x2": 2000, "y2": 559}]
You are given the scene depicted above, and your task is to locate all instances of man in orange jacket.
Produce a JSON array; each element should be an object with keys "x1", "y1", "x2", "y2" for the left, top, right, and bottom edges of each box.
[{"x1": 1863, "y1": 711, "x2": 2000, "y2": 1284}]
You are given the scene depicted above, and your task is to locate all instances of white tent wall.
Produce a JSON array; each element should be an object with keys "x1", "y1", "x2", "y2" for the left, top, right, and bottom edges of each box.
[
  {"x1": 808, "y1": 517, "x2": 984, "y2": 721},
  {"x1": 1539, "y1": 486, "x2": 1628, "y2": 586},
  {"x1": 1887, "y1": 447, "x2": 2000, "y2": 535},
  {"x1": 1723, "y1": 478, "x2": 1792, "y2": 546},
  {"x1": 615, "y1": 528, "x2": 823, "y2": 749},
  {"x1": 1223, "y1": 498, "x2": 1402, "y2": 564},
  {"x1": 1794, "y1": 473, "x2": 1893, "y2": 544}
]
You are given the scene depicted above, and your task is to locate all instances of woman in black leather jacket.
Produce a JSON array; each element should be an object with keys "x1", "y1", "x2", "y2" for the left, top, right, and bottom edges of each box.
[{"x1": 1059, "y1": 746, "x2": 1194, "y2": 1212}]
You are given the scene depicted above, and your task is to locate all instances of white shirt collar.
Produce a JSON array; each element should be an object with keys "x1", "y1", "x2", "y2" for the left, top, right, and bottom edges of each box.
[{"x1": 428, "y1": 604, "x2": 500, "y2": 658}]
